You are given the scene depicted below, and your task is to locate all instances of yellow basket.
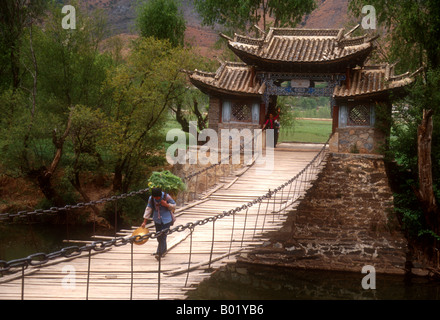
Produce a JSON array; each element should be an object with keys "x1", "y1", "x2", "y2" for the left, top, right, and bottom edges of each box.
[{"x1": 132, "y1": 227, "x2": 149, "y2": 245}]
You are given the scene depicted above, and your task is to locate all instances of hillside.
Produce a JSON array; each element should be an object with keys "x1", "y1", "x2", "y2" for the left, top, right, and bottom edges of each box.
[
  {"x1": 80, "y1": 0, "x2": 352, "y2": 58},
  {"x1": 302, "y1": 0, "x2": 351, "y2": 29}
]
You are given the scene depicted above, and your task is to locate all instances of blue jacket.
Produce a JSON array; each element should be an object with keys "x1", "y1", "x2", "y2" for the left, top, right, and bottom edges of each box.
[{"x1": 143, "y1": 192, "x2": 176, "y2": 224}]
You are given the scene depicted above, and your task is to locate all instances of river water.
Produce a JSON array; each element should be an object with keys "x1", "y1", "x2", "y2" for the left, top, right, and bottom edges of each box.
[
  {"x1": 0, "y1": 223, "x2": 95, "y2": 261},
  {"x1": 186, "y1": 263, "x2": 440, "y2": 300}
]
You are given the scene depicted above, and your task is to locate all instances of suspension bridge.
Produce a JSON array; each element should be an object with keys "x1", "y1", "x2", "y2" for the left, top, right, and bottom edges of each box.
[{"x1": 0, "y1": 142, "x2": 328, "y2": 300}]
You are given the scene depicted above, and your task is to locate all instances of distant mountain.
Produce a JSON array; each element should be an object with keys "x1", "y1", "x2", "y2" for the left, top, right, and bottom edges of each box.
[
  {"x1": 80, "y1": 0, "x2": 352, "y2": 58},
  {"x1": 81, "y1": 0, "x2": 210, "y2": 35},
  {"x1": 302, "y1": 0, "x2": 351, "y2": 29}
]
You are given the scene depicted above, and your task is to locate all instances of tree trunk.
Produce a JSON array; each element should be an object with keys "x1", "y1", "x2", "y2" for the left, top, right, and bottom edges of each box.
[
  {"x1": 22, "y1": 25, "x2": 38, "y2": 171},
  {"x1": 29, "y1": 108, "x2": 74, "y2": 207},
  {"x1": 70, "y1": 173, "x2": 111, "y2": 229},
  {"x1": 70, "y1": 173, "x2": 100, "y2": 217},
  {"x1": 34, "y1": 167, "x2": 64, "y2": 207},
  {"x1": 174, "y1": 102, "x2": 190, "y2": 133},
  {"x1": 417, "y1": 109, "x2": 438, "y2": 231},
  {"x1": 113, "y1": 163, "x2": 123, "y2": 193},
  {"x1": 192, "y1": 99, "x2": 208, "y2": 131},
  {"x1": 10, "y1": 42, "x2": 21, "y2": 90}
]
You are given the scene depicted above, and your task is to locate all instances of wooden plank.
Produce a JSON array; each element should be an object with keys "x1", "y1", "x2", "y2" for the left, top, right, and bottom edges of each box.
[
  {"x1": 0, "y1": 147, "x2": 325, "y2": 300},
  {"x1": 200, "y1": 184, "x2": 224, "y2": 199},
  {"x1": 224, "y1": 177, "x2": 239, "y2": 189}
]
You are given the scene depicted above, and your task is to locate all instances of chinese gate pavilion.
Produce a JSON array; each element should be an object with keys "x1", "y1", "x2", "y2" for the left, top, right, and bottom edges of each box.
[{"x1": 187, "y1": 26, "x2": 420, "y2": 154}]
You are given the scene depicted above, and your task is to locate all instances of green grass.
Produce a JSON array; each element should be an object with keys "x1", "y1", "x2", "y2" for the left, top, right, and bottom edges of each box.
[
  {"x1": 163, "y1": 117, "x2": 333, "y2": 145},
  {"x1": 279, "y1": 119, "x2": 332, "y2": 144},
  {"x1": 294, "y1": 106, "x2": 332, "y2": 119}
]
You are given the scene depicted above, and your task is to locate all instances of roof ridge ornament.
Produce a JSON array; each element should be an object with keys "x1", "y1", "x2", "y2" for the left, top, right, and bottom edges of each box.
[
  {"x1": 343, "y1": 24, "x2": 360, "y2": 38},
  {"x1": 253, "y1": 24, "x2": 266, "y2": 37},
  {"x1": 219, "y1": 33, "x2": 233, "y2": 41}
]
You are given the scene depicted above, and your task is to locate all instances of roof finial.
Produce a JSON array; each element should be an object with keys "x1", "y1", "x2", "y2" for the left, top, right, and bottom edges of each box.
[
  {"x1": 219, "y1": 33, "x2": 233, "y2": 41},
  {"x1": 344, "y1": 24, "x2": 360, "y2": 38},
  {"x1": 215, "y1": 56, "x2": 225, "y2": 65},
  {"x1": 253, "y1": 24, "x2": 266, "y2": 37}
]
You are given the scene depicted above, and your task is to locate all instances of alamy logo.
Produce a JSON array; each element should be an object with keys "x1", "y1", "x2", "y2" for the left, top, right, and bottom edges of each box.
[
  {"x1": 361, "y1": 5, "x2": 376, "y2": 30},
  {"x1": 61, "y1": 5, "x2": 76, "y2": 30},
  {"x1": 61, "y1": 265, "x2": 76, "y2": 290},
  {"x1": 166, "y1": 122, "x2": 275, "y2": 174},
  {"x1": 361, "y1": 265, "x2": 376, "y2": 290}
]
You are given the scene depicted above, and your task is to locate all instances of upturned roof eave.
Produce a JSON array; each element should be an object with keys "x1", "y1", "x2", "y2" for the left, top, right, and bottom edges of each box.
[
  {"x1": 227, "y1": 42, "x2": 374, "y2": 71},
  {"x1": 333, "y1": 79, "x2": 415, "y2": 101},
  {"x1": 189, "y1": 76, "x2": 264, "y2": 98}
]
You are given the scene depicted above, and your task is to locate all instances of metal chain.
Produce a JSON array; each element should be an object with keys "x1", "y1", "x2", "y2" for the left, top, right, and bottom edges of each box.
[
  {"x1": 0, "y1": 130, "x2": 264, "y2": 222},
  {"x1": 0, "y1": 137, "x2": 330, "y2": 275},
  {"x1": 0, "y1": 193, "x2": 267, "y2": 274},
  {"x1": 0, "y1": 189, "x2": 151, "y2": 221}
]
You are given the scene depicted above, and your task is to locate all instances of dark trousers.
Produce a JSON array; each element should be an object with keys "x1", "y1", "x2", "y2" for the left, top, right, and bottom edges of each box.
[{"x1": 155, "y1": 222, "x2": 172, "y2": 256}]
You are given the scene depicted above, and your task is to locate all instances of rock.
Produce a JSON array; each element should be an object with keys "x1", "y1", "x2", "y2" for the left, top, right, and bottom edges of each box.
[
  {"x1": 235, "y1": 267, "x2": 248, "y2": 275},
  {"x1": 273, "y1": 242, "x2": 283, "y2": 249},
  {"x1": 411, "y1": 268, "x2": 430, "y2": 277}
]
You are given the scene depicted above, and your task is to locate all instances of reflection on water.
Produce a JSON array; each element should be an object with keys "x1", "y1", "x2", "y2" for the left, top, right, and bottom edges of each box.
[
  {"x1": 186, "y1": 263, "x2": 440, "y2": 300},
  {"x1": 3, "y1": 224, "x2": 440, "y2": 300},
  {"x1": 0, "y1": 224, "x2": 94, "y2": 261}
]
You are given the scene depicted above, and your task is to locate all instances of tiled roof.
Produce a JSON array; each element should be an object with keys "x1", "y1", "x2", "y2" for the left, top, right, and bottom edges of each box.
[
  {"x1": 188, "y1": 61, "x2": 266, "y2": 96},
  {"x1": 333, "y1": 65, "x2": 422, "y2": 99},
  {"x1": 188, "y1": 62, "x2": 419, "y2": 99},
  {"x1": 226, "y1": 27, "x2": 375, "y2": 64}
]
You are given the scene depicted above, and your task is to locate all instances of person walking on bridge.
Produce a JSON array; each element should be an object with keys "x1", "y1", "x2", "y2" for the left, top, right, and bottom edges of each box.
[
  {"x1": 141, "y1": 187, "x2": 176, "y2": 259},
  {"x1": 262, "y1": 112, "x2": 280, "y2": 147}
]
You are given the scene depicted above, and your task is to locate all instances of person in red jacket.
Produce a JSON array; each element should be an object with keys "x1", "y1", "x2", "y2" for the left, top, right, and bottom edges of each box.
[{"x1": 262, "y1": 111, "x2": 280, "y2": 147}]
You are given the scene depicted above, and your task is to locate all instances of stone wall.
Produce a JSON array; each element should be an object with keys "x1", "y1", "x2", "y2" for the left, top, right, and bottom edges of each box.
[
  {"x1": 171, "y1": 153, "x2": 245, "y2": 205},
  {"x1": 330, "y1": 127, "x2": 386, "y2": 154},
  {"x1": 240, "y1": 153, "x2": 409, "y2": 275}
]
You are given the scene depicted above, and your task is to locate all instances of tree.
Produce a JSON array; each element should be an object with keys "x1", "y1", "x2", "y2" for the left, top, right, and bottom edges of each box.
[
  {"x1": 417, "y1": 110, "x2": 437, "y2": 226},
  {"x1": 136, "y1": 0, "x2": 212, "y2": 133},
  {"x1": 136, "y1": 0, "x2": 186, "y2": 48},
  {"x1": 0, "y1": 0, "x2": 46, "y2": 90},
  {"x1": 349, "y1": 0, "x2": 440, "y2": 71},
  {"x1": 193, "y1": 0, "x2": 316, "y2": 33},
  {"x1": 67, "y1": 105, "x2": 107, "y2": 220},
  {"x1": 0, "y1": 2, "x2": 111, "y2": 207},
  {"x1": 102, "y1": 37, "x2": 197, "y2": 194},
  {"x1": 171, "y1": 87, "x2": 210, "y2": 133},
  {"x1": 31, "y1": 3, "x2": 109, "y2": 206}
]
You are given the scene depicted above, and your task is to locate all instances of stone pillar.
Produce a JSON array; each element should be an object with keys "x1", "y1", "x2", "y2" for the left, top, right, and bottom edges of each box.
[
  {"x1": 208, "y1": 96, "x2": 220, "y2": 133},
  {"x1": 336, "y1": 127, "x2": 385, "y2": 154}
]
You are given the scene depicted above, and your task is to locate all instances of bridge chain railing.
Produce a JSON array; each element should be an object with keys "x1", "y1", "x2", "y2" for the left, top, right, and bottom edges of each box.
[{"x1": 0, "y1": 136, "x2": 330, "y2": 300}]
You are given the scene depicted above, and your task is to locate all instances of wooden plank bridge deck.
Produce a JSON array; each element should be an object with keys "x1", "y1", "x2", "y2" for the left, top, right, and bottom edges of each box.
[{"x1": 0, "y1": 143, "x2": 326, "y2": 300}]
